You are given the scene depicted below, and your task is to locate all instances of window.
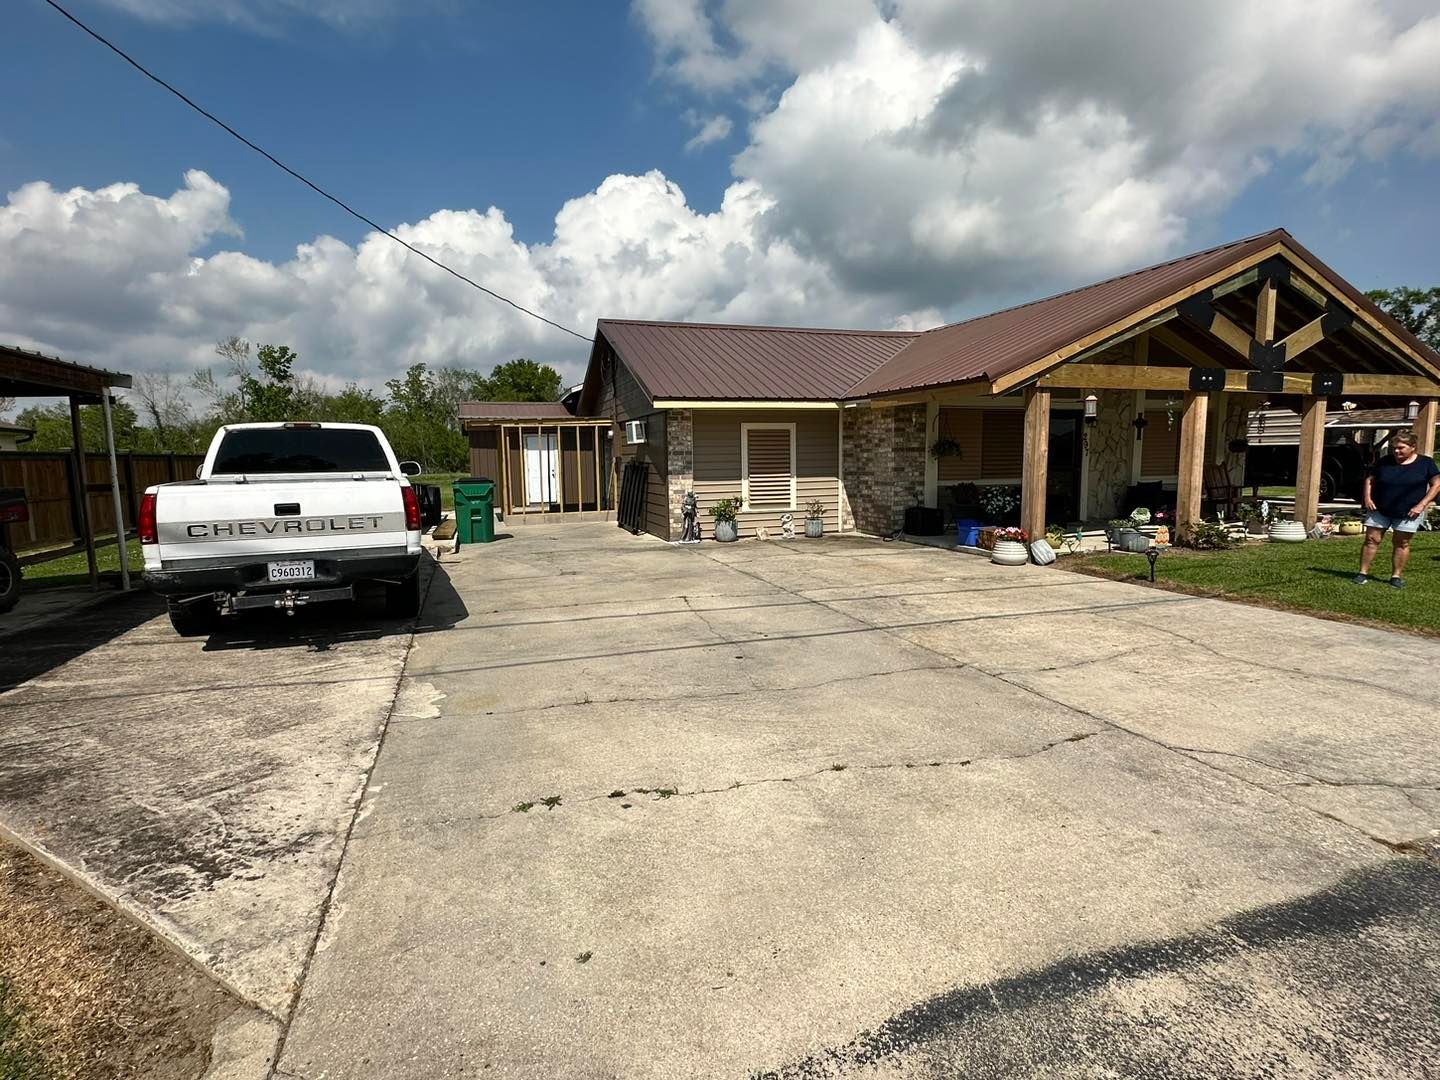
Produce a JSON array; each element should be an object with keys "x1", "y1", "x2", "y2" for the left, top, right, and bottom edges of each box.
[
  {"x1": 742, "y1": 423, "x2": 796, "y2": 510},
  {"x1": 212, "y1": 427, "x2": 390, "y2": 474},
  {"x1": 980, "y1": 411, "x2": 1024, "y2": 478}
]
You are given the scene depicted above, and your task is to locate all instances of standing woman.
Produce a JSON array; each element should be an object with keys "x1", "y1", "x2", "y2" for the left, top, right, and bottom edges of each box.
[{"x1": 1354, "y1": 429, "x2": 1440, "y2": 587}]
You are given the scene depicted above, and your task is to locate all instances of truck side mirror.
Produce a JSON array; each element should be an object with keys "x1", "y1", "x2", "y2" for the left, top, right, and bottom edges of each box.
[{"x1": 398, "y1": 460, "x2": 422, "y2": 476}]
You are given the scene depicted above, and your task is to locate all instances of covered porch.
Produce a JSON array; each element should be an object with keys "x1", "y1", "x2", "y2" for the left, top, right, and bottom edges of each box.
[{"x1": 874, "y1": 245, "x2": 1440, "y2": 544}]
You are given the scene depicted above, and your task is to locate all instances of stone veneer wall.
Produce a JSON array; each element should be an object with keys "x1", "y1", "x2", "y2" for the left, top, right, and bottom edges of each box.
[
  {"x1": 842, "y1": 404, "x2": 926, "y2": 535},
  {"x1": 1086, "y1": 389, "x2": 1136, "y2": 520},
  {"x1": 665, "y1": 409, "x2": 694, "y2": 538}
]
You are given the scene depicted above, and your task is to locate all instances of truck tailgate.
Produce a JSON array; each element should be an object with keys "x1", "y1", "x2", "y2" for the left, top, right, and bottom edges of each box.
[{"x1": 153, "y1": 480, "x2": 409, "y2": 564}]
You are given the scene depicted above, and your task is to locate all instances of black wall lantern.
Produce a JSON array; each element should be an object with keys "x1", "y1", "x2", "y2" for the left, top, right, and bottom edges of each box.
[
  {"x1": 1132, "y1": 415, "x2": 1149, "y2": 441},
  {"x1": 1407, "y1": 400, "x2": 1421, "y2": 422},
  {"x1": 1081, "y1": 393, "x2": 1098, "y2": 451}
]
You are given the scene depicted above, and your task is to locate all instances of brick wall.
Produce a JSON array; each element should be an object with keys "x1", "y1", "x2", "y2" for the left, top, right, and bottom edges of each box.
[
  {"x1": 842, "y1": 404, "x2": 925, "y2": 535},
  {"x1": 665, "y1": 409, "x2": 694, "y2": 539}
]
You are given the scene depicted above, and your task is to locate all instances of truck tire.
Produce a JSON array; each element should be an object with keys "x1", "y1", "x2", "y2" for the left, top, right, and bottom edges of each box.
[
  {"x1": 0, "y1": 547, "x2": 20, "y2": 614},
  {"x1": 1319, "y1": 471, "x2": 1336, "y2": 502},
  {"x1": 167, "y1": 598, "x2": 220, "y2": 637},
  {"x1": 384, "y1": 572, "x2": 421, "y2": 618}
]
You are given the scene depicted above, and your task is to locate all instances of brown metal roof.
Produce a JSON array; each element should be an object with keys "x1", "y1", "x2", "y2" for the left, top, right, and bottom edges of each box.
[
  {"x1": 596, "y1": 319, "x2": 918, "y2": 401},
  {"x1": 458, "y1": 401, "x2": 574, "y2": 421},
  {"x1": 582, "y1": 229, "x2": 1440, "y2": 406},
  {"x1": 848, "y1": 230, "x2": 1294, "y2": 397}
]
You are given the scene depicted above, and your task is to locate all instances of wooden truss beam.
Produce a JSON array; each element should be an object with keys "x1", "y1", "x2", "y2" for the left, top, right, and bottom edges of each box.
[{"x1": 1035, "y1": 363, "x2": 1439, "y2": 397}]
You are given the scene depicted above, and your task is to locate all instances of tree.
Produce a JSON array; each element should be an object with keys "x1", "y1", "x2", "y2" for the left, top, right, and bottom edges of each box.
[
  {"x1": 14, "y1": 398, "x2": 140, "y2": 451},
  {"x1": 383, "y1": 363, "x2": 468, "y2": 471},
  {"x1": 240, "y1": 344, "x2": 301, "y2": 422},
  {"x1": 1366, "y1": 287, "x2": 1440, "y2": 351},
  {"x1": 132, "y1": 371, "x2": 203, "y2": 452},
  {"x1": 482, "y1": 358, "x2": 563, "y2": 402}
]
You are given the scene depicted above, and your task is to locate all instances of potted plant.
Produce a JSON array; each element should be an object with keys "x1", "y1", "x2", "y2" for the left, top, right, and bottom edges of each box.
[
  {"x1": 1107, "y1": 516, "x2": 1149, "y2": 553},
  {"x1": 1237, "y1": 500, "x2": 1270, "y2": 536},
  {"x1": 990, "y1": 526, "x2": 1030, "y2": 566},
  {"x1": 1044, "y1": 523, "x2": 1067, "y2": 550},
  {"x1": 803, "y1": 498, "x2": 825, "y2": 538},
  {"x1": 709, "y1": 496, "x2": 742, "y2": 542},
  {"x1": 929, "y1": 436, "x2": 962, "y2": 460},
  {"x1": 1334, "y1": 514, "x2": 1363, "y2": 536},
  {"x1": 979, "y1": 485, "x2": 1022, "y2": 526}
]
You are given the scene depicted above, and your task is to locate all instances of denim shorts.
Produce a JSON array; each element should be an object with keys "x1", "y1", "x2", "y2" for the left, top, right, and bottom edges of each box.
[{"x1": 1364, "y1": 511, "x2": 1422, "y2": 535}]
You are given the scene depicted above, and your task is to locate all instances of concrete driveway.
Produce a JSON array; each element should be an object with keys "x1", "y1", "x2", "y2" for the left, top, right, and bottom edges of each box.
[
  {"x1": 273, "y1": 525, "x2": 1440, "y2": 1079},
  {"x1": 0, "y1": 572, "x2": 462, "y2": 1042}
]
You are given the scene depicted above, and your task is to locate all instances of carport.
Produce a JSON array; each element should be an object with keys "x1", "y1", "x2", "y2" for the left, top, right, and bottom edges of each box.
[{"x1": 1, "y1": 344, "x2": 134, "y2": 590}]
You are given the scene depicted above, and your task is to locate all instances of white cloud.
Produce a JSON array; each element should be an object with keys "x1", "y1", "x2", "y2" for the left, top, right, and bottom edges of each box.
[
  {"x1": 683, "y1": 111, "x2": 734, "y2": 152},
  {"x1": 7, "y1": 1, "x2": 1440, "y2": 400}
]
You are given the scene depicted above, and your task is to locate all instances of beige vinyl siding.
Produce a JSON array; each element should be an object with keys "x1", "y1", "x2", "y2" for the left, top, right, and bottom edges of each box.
[
  {"x1": 1140, "y1": 410, "x2": 1181, "y2": 477},
  {"x1": 693, "y1": 409, "x2": 839, "y2": 538},
  {"x1": 594, "y1": 343, "x2": 669, "y2": 539}
]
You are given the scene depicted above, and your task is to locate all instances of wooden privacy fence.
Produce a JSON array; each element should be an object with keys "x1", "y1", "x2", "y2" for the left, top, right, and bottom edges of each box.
[{"x1": 0, "y1": 451, "x2": 204, "y2": 557}]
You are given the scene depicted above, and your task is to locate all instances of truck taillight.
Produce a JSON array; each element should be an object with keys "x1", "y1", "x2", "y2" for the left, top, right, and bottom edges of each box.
[
  {"x1": 139, "y1": 492, "x2": 158, "y2": 545},
  {"x1": 402, "y1": 485, "x2": 420, "y2": 531}
]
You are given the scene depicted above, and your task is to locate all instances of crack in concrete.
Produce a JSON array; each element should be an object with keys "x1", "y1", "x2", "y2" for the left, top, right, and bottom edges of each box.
[
  {"x1": 390, "y1": 662, "x2": 963, "y2": 724},
  {"x1": 360, "y1": 731, "x2": 1107, "y2": 840}
]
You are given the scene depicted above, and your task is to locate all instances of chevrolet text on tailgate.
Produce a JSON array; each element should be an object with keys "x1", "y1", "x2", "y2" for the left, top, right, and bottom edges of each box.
[{"x1": 141, "y1": 422, "x2": 424, "y2": 635}]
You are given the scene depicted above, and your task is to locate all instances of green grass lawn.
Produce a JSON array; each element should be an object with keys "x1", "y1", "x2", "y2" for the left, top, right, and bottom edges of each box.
[
  {"x1": 20, "y1": 539, "x2": 142, "y2": 590},
  {"x1": 1067, "y1": 532, "x2": 1440, "y2": 635},
  {"x1": 1256, "y1": 485, "x2": 1296, "y2": 498},
  {"x1": 412, "y1": 473, "x2": 467, "y2": 512}
]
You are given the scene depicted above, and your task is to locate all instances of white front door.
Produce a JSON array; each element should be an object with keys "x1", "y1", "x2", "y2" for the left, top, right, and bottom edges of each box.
[{"x1": 524, "y1": 433, "x2": 559, "y2": 507}]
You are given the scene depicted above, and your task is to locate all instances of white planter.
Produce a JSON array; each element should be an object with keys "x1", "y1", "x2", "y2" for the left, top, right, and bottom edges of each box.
[
  {"x1": 1268, "y1": 520, "x2": 1307, "y2": 543},
  {"x1": 713, "y1": 519, "x2": 738, "y2": 543},
  {"x1": 805, "y1": 517, "x2": 824, "y2": 538},
  {"x1": 991, "y1": 539, "x2": 1030, "y2": 566}
]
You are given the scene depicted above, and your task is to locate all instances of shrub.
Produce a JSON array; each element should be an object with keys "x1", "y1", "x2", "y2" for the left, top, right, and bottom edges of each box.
[
  {"x1": 979, "y1": 485, "x2": 1021, "y2": 518},
  {"x1": 1177, "y1": 520, "x2": 1236, "y2": 550}
]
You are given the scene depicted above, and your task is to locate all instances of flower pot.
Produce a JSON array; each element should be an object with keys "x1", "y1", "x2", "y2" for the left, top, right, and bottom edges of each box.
[
  {"x1": 1337, "y1": 522, "x2": 1363, "y2": 536},
  {"x1": 805, "y1": 517, "x2": 824, "y2": 538},
  {"x1": 1112, "y1": 527, "x2": 1149, "y2": 553},
  {"x1": 1268, "y1": 520, "x2": 1307, "y2": 543},
  {"x1": 1245, "y1": 520, "x2": 1267, "y2": 536},
  {"x1": 956, "y1": 519, "x2": 982, "y2": 546},
  {"x1": 713, "y1": 519, "x2": 738, "y2": 543},
  {"x1": 990, "y1": 539, "x2": 1029, "y2": 566}
]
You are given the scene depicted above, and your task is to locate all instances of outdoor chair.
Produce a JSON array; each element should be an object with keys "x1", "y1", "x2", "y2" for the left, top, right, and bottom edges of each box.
[{"x1": 1204, "y1": 464, "x2": 1243, "y2": 519}]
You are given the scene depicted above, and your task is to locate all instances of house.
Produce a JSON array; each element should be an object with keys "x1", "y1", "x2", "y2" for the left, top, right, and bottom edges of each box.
[{"x1": 468, "y1": 229, "x2": 1440, "y2": 543}]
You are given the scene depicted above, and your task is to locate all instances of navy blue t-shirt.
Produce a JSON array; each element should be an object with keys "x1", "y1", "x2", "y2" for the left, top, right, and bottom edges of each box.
[{"x1": 1368, "y1": 453, "x2": 1440, "y2": 519}]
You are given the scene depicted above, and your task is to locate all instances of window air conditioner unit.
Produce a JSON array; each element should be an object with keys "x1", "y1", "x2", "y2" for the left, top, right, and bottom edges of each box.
[{"x1": 625, "y1": 420, "x2": 646, "y2": 445}]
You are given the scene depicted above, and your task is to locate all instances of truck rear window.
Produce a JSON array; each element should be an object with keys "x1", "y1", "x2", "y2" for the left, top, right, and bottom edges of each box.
[{"x1": 212, "y1": 428, "x2": 390, "y2": 474}]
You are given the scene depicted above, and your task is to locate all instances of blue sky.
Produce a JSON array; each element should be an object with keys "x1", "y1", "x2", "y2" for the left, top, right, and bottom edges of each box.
[{"x1": 3, "y1": 0, "x2": 1438, "y2": 387}]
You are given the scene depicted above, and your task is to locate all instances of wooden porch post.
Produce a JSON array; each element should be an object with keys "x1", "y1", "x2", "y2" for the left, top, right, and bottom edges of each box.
[
  {"x1": 1021, "y1": 385, "x2": 1051, "y2": 540},
  {"x1": 1415, "y1": 399, "x2": 1438, "y2": 459},
  {"x1": 68, "y1": 396, "x2": 99, "y2": 590},
  {"x1": 1174, "y1": 391, "x2": 1209, "y2": 541},
  {"x1": 1294, "y1": 395, "x2": 1328, "y2": 529}
]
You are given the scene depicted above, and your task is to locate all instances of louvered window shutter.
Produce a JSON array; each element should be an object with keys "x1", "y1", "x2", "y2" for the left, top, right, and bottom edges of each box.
[{"x1": 745, "y1": 427, "x2": 794, "y2": 509}]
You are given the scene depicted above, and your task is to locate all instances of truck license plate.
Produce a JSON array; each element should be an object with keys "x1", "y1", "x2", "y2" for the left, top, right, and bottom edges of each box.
[{"x1": 267, "y1": 559, "x2": 316, "y2": 583}]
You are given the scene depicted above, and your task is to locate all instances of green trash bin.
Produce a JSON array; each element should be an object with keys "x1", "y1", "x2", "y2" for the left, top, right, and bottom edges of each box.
[{"x1": 453, "y1": 477, "x2": 496, "y2": 545}]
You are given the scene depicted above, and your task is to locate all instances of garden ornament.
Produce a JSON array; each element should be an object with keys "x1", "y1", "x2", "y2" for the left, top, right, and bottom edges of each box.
[
  {"x1": 679, "y1": 490, "x2": 701, "y2": 543},
  {"x1": 779, "y1": 512, "x2": 796, "y2": 540},
  {"x1": 1145, "y1": 547, "x2": 1161, "y2": 582}
]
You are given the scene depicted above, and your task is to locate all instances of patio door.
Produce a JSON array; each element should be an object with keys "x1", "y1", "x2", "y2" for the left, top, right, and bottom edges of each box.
[
  {"x1": 523, "y1": 432, "x2": 559, "y2": 508},
  {"x1": 1047, "y1": 412, "x2": 1083, "y2": 523}
]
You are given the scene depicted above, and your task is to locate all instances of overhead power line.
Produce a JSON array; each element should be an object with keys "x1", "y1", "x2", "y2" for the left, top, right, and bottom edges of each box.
[{"x1": 42, "y1": 0, "x2": 593, "y2": 343}]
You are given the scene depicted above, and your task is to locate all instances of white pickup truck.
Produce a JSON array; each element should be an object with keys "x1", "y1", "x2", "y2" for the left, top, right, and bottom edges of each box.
[{"x1": 141, "y1": 422, "x2": 424, "y2": 635}]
